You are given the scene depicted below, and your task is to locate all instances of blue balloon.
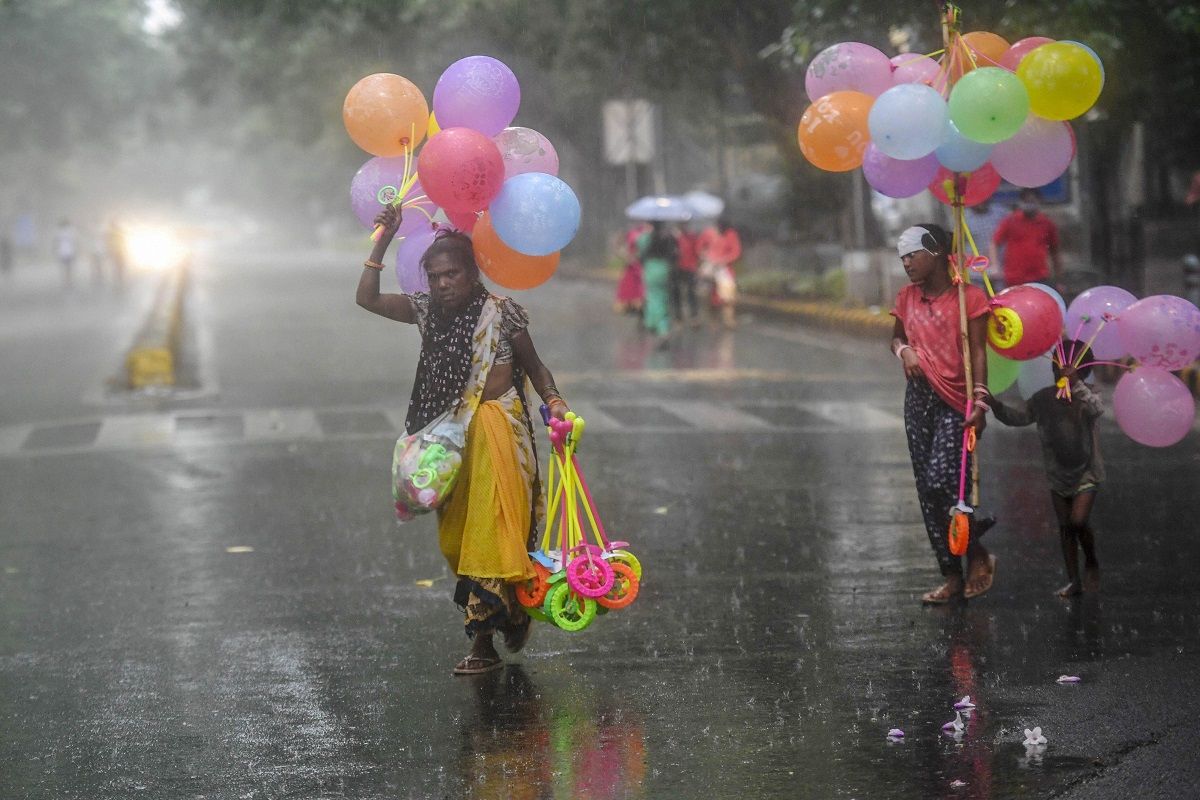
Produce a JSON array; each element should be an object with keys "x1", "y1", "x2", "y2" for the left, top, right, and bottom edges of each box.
[
  {"x1": 935, "y1": 120, "x2": 993, "y2": 172},
  {"x1": 867, "y1": 83, "x2": 947, "y2": 160},
  {"x1": 489, "y1": 173, "x2": 580, "y2": 256}
]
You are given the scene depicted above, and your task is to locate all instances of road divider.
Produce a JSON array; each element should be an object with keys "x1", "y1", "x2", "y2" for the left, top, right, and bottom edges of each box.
[{"x1": 124, "y1": 265, "x2": 188, "y2": 389}]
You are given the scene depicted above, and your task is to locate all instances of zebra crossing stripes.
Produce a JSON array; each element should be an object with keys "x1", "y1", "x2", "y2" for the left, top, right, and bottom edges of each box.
[{"x1": 0, "y1": 400, "x2": 905, "y2": 459}]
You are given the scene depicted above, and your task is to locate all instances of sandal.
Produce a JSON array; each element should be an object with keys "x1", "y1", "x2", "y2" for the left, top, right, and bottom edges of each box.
[
  {"x1": 964, "y1": 554, "x2": 997, "y2": 599},
  {"x1": 921, "y1": 580, "x2": 964, "y2": 605},
  {"x1": 452, "y1": 655, "x2": 504, "y2": 676}
]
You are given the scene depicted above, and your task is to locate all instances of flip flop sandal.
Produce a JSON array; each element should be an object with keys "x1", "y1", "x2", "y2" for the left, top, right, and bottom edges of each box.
[
  {"x1": 964, "y1": 555, "x2": 998, "y2": 599},
  {"x1": 452, "y1": 655, "x2": 504, "y2": 676}
]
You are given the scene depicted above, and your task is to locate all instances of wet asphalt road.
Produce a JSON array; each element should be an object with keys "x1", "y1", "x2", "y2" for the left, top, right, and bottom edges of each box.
[{"x1": 1, "y1": 247, "x2": 1199, "y2": 799}]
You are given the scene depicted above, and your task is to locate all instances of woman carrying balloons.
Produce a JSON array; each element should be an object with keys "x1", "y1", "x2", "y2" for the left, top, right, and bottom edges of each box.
[
  {"x1": 890, "y1": 224, "x2": 996, "y2": 604},
  {"x1": 986, "y1": 342, "x2": 1104, "y2": 598},
  {"x1": 356, "y1": 204, "x2": 571, "y2": 675}
]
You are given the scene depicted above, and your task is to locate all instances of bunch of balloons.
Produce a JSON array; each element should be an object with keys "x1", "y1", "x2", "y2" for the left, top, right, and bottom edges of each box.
[
  {"x1": 990, "y1": 286, "x2": 1200, "y2": 448},
  {"x1": 343, "y1": 57, "x2": 578, "y2": 292},
  {"x1": 798, "y1": 30, "x2": 1103, "y2": 203}
]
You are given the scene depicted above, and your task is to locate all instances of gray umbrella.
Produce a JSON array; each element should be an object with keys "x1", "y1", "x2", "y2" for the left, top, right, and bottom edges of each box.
[{"x1": 625, "y1": 195, "x2": 693, "y2": 222}]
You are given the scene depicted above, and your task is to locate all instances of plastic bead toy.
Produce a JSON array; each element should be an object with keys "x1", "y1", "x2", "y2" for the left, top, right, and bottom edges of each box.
[{"x1": 516, "y1": 406, "x2": 641, "y2": 631}]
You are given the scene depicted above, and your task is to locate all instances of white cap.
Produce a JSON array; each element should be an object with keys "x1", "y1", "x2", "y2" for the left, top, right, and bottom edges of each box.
[{"x1": 897, "y1": 226, "x2": 932, "y2": 258}]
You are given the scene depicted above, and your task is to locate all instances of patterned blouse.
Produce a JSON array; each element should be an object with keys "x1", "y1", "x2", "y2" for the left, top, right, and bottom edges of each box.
[{"x1": 408, "y1": 292, "x2": 530, "y2": 365}]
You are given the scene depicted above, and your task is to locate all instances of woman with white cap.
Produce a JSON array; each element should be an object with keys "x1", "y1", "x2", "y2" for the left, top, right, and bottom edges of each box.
[{"x1": 890, "y1": 223, "x2": 995, "y2": 604}]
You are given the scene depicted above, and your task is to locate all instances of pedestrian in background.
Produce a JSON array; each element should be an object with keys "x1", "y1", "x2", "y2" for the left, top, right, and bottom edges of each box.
[
  {"x1": 698, "y1": 218, "x2": 741, "y2": 329},
  {"x1": 0, "y1": 229, "x2": 12, "y2": 278},
  {"x1": 986, "y1": 342, "x2": 1103, "y2": 598},
  {"x1": 964, "y1": 197, "x2": 1009, "y2": 292},
  {"x1": 671, "y1": 224, "x2": 700, "y2": 324},
  {"x1": 53, "y1": 218, "x2": 78, "y2": 287},
  {"x1": 106, "y1": 219, "x2": 128, "y2": 288},
  {"x1": 613, "y1": 222, "x2": 647, "y2": 315},
  {"x1": 356, "y1": 204, "x2": 571, "y2": 676},
  {"x1": 890, "y1": 223, "x2": 996, "y2": 604},
  {"x1": 637, "y1": 221, "x2": 678, "y2": 344},
  {"x1": 993, "y1": 188, "x2": 1062, "y2": 290}
]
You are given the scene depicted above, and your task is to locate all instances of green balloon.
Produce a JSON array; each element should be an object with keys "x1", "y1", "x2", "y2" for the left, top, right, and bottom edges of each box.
[
  {"x1": 987, "y1": 347, "x2": 1020, "y2": 393},
  {"x1": 948, "y1": 67, "x2": 1030, "y2": 144}
]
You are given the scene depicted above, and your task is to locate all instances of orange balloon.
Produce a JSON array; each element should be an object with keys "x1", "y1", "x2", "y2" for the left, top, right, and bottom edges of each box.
[
  {"x1": 343, "y1": 73, "x2": 429, "y2": 157},
  {"x1": 953, "y1": 31, "x2": 1011, "y2": 79},
  {"x1": 473, "y1": 212, "x2": 559, "y2": 290},
  {"x1": 797, "y1": 91, "x2": 872, "y2": 172}
]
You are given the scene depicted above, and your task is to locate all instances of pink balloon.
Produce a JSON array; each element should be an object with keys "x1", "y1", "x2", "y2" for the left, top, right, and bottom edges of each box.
[
  {"x1": 890, "y1": 53, "x2": 941, "y2": 86},
  {"x1": 990, "y1": 116, "x2": 1074, "y2": 188},
  {"x1": 494, "y1": 127, "x2": 559, "y2": 179},
  {"x1": 393, "y1": 223, "x2": 441, "y2": 294},
  {"x1": 861, "y1": 144, "x2": 940, "y2": 198},
  {"x1": 1065, "y1": 285, "x2": 1137, "y2": 360},
  {"x1": 1117, "y1": 294, "x2": 1200, "y2": 370},
  {"x1": 1113, "y1": 367, "x2": 1196, "y2": 447},
  {"x1": 350, "y1": 158, "x2": 435, "y2": 238},
  {"x1": 999, "y1": 36, "x2": 1055, "y2": 71},
  {"x1": 432, "y1": 56, "x2": 520, "y2": 137},
  {"x1": 806, "y1": 42, "x2": 893, "y2": 100},
  {"x1": 416, "y1": 128, "x2": 505, "y2": 213}
]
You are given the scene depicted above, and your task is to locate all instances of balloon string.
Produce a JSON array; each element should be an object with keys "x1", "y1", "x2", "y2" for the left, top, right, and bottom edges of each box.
[
  {"x1": 956, "y1": 206, "x2": 996, "y2": 297},
  {"x1": 1077, "y1": 360, "x2": 1130, "y2": 370},
  {"x1": 1073, "y1": 317, "x2": 1110, "y2": 367}
]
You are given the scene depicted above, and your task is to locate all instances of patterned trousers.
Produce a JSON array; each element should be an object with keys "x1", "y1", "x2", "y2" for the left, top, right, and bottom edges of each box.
[{"x1": 904, "y1": 379, "x2": 975, "y2": 577}]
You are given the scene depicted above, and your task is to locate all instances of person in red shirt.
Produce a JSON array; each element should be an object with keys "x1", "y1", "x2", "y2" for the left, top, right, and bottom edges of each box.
[
  {"x1": 890, "y1": 223, "x2": 996, "y2": 604},
  {"x1": 671, "y1": 226, "x2": 700, "y2": 322},
  {"x1": 992, "y1": 189, "x2": 1062, "y2": 288},
  {"x1": 697, "y1": 218, "x2": 742, "y2": 328}
]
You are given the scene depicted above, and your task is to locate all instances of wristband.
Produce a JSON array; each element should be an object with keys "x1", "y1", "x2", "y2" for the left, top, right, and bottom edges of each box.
[{"x1": 363, "y1": 260, "x2": 384, "y2": 271}]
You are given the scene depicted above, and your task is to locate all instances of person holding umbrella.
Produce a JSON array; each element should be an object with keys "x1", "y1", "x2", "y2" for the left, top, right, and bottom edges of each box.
[{"x1": 625, "y1": 196, "x2": 691, "y2": 344}]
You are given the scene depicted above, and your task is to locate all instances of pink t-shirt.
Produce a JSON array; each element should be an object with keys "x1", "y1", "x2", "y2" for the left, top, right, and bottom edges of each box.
[{"x1": 891, "y1": 284, "x2": 991, "y2": 414}]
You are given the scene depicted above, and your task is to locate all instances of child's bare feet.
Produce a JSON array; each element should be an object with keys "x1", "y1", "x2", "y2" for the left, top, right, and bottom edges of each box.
[
  {"x1": 1083, "y1": 562, "x2": 1100, "y2": 592},
  {"x1": 1056, "y1": 581, "x2": 1082, "y2": 598},
  {"x1": 922, "y1": 576, "x2": 964, "y2": 604}
]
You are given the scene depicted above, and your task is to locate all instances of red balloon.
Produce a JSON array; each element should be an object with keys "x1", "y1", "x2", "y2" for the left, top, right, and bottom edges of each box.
[
  {"x1": 416, "y1": 128, "x2": 504, "y2": 213},
  {"x1": 446, "y1": 209, "x2": 479, "y2": 233},
  {"x1": 988, "y1": 284, "x2": 1064, "y2": 361},
  {"x1": 929, "y1": 163, "x2": 1001, "y2": 207},
  {"x1": 999, "y1": 36, "x2": 1055, "y2": 71}
]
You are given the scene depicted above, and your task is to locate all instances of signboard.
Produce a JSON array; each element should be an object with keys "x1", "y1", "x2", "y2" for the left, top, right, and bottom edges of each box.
[{"x1": 603, "y1": 100, "x2": 656, "y2": 165}]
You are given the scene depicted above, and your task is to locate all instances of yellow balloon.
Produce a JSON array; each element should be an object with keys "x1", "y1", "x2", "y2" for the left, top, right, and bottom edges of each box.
[
  {"x1": 1017, "y1": 42, "x2": 1102, "y2": 121},
  {"x1": 427, "y1": 112, "x2": 441, "y2": 139}
]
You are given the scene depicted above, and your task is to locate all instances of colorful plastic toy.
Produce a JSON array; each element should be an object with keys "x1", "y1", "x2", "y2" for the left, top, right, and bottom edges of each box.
[
  {"x1": 391, "y1": 416, "x2": 464, "y2": 521},
  {"x1": 515, "y1": 405, "x2": 642, "y2": 631}
]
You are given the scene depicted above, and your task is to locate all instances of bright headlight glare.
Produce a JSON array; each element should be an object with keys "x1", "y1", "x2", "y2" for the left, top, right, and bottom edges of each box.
[{"x1": 125, "y1": 226, "x2": 186, "y2": 271}]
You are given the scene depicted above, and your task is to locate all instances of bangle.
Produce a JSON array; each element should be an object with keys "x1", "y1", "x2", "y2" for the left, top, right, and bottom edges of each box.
[
  {"x1": 894, "y1": 343, "x2": 912, "y2": 360},
  {"x1": 973, "y1": 400, "x2": 991, "y2": 414},
  {"x1": 363, "y1": 260, "x2": 384, "y2": 271}
]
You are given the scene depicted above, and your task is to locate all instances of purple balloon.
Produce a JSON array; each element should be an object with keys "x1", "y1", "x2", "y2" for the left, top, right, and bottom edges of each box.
[
  {"x1": 394, "y1": 224, "x2": 441, "y2": 294},
  {"x1": 432, "y1": 56, "x2": 520, "y2": 137},
  {"x1": 1116, "y1": 294, "x2": 1200, "y2": 370},
  {"x1": 990, "y1": 115, "x2": 1074, "y2": 188},
  {"x1": 1064, "y1": 285, "x2": 1137, "y2": 360},
  {"x1": 806, "y1": 42, "x2": 893, "y2": 101},
  {"x1": 890, "y1": 53, "x2": 940, "y2": 86},
  {"x1": 494, "y1": 127, "x2": 559, "y2": 179},
  {"x1": 1113, "y1": 367, "x2": 1196, "y2": 447},
  {"x1": 861, "y1": 144, "x2": 940, "y2": 198},
  {"x1": 350, "y1": 157, "x2": 435, "y2": 239}
]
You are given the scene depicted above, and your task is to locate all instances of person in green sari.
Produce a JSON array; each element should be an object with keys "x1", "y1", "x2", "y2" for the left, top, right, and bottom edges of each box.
[{"x1": 637, "y1": 221, "x2": 678, "y2": 343}]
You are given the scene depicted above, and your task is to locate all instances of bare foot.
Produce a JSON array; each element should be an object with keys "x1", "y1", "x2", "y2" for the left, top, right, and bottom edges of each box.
[
  {"x1": 1083, "y1": 563, "x2": 1100, "y2": 593},
  {"x1": 964, "y1": 554, "x2": 997, "y2": 599},
  {"x1": 922, "y1": 576, "x2": 964, "y2": 605},
  {"x1": 1056, "y1": 581, "x2": 1082, "y2": 598}
]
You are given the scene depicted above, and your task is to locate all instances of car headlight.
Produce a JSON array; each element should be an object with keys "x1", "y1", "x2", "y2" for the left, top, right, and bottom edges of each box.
[{"x1": 125, "y1": 226, "x2": 189, "y2": 271}]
